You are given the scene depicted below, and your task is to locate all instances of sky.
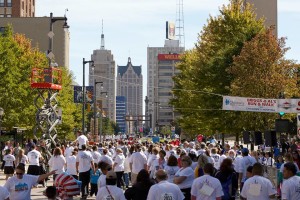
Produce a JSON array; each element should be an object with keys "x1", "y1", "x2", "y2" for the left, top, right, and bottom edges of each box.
[{"x1": 36, "y1": 0, "x2": 300, "y2": 110}]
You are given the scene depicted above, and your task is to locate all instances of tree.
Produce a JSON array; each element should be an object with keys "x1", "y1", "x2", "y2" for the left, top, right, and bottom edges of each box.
[
  {"x1": 160, "y1": 126, "x2": 172, "y2": 137},
  {"x1": 171, "y1": 0, "x2": 265, "y2": 135},
  {"x1": 227, "y1": 28, "x2": 300, "y2": 130}
]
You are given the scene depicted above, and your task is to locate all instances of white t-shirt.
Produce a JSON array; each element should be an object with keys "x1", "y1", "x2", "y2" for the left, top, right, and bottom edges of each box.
[
  {"x1": 147, "y1": 154, "x2": 158, "y2": 168},
  {"x1": 3, "y1": 154, "x2": 15, "y2": 167},
  {"x1": 4, "y1": 174, "x2": 39, "y2": 200},
  {"x1": 219, "y1": 155, "x2": 227, "y2": 167},
  {"x1": 64, "y1": 146, "x2": 74, "y2": 158},
  {"x1": 18, "y1": 155, "x2": 28, "y2": 165},
  {"x1": 280, "y1": 162, "x2": 300, "y2": 173},
  {"x1": 76, "y1": 135, "x2": 88, "y2": 149},
  {"x1": 150, "y1": 158, "x2": 167, "y2": 179},
  {"x1": 27, "y1": 149, "x2": 42, "y2": 166},
  {"x1": 210, "y1": 153, "x2": 221, "y2": 169},
  {"x1": 76, "y1": 150, "x2": 93, "y2": 172},
  {"x1": 147, "y1": 180, "x2": 184, "y2": 200},
  {"x1": 130, "y1": 151, "x2": 147, "y2": 174},
  {"x1": 281, "y1": 175, "x2": 300, "y2": 200},
  {"x1": 114, "y1": 154, "x2": 125, "y2": 172},
  {"x1": 174, "y1": 167, "x2": 195, "y2": 189},
  {"x1": 191, "y1": 174, "x2": 224, "y2": 200},
  {"x1": 197, "y1": 149, "x2": 206, "y2": 156},
  {"x1": 233, "y1": 155, "x2": 243, "y2": 172},
  {"x1": 0, "y1": 186, "x2": 9, "y2": 200},
  {"x1": 96, "y1": 185, "x2": 125, "y2": 200},
  {"x1": 91, "y1": 151, "x2": 102, "y2": 164},
  {"x1": 241, "y1": 175, "x2": 276, "y2": 200},
  {"x1": 66, "y1": 155, "x2": 77, "y2": 175},
  {"x1": 49, "y1": 155, "x2": 66, "y2": 174},
  {"x1": 97, "y1": 174, "x2": 106, "y2": 188},
  {"x1": 124, "y1": 155, "x2": 131, "y2": 173},
  {"x1": 99, "y1": 155, "x2": 114, "y2": 166},
  {"x1": 164, "y1": 165, "x2": 180, "y2": 183}
]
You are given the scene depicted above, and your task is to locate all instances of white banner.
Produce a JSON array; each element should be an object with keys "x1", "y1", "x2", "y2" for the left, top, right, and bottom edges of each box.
[{"x1": 223, "y1": 96, "x2": 300, "y2": 113}]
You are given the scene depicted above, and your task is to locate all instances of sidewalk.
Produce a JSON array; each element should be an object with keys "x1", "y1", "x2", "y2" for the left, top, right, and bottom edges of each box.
[{"x1": 0, "y1": 169, "x2": 96, "y2": 200}]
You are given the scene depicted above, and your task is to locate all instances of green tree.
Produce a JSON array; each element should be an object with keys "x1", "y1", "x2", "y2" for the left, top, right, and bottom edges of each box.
[
  {"x1": 171, "y1": 0, "x2": 265, "y2": 135},
  {"x1": 161, "y1": 125, "x2": 171, "y2": 137},
  {"x1": 228, "y1": 28, "x2": 300, "y2": 130}
]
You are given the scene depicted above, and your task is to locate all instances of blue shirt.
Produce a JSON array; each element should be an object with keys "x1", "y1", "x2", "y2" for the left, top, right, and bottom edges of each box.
[{"x1": 90, "y1": 169, "x2": 101, "y2": 184}]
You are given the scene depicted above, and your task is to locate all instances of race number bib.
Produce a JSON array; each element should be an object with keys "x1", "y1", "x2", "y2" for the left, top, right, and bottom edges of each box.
[
  {"x1": 104, "y1": 195, "x2": 114, "y2": 200},
  {"x1": 161, "y1": 193, "x2": 174, "y2": 200},
  {"x1": 199, "y1": 184, "x2": 214, "y2": 196},
  {"x1": 248, "y1": 183, "x2": 261, "y2": 196}
]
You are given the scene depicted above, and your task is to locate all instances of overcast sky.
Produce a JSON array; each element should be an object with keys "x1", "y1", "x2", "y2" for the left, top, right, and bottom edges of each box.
[{"x1": 36, "y1": 0, "x2": 300, "y2": 107}]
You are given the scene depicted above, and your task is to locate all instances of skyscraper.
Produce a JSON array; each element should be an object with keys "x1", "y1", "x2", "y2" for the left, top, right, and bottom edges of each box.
[
  {"x1": 147, "y1": 40, "x2": 184, "y2": 131},
  {"x1": 116, "y1": 96, "x2": 127, "y2": 133},
  {"x1": 0, "y1": 0, "x2": 35, "y2": 17},
  {"x1": 117, "y1": 57, "x2": 143, "y2": 133},
  {"x1": 89, "y1": 50, "x2": 116, "y2": 122}
]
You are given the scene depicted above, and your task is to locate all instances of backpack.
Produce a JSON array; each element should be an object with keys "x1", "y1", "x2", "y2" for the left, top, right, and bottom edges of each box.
[{"x1": 216, "y1": 172, "x2": 232, "y2": 200}]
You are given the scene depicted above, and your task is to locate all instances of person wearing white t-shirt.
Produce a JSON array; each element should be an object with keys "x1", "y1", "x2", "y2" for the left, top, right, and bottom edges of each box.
[
  {"x1": 147, "y1": 169, "x2": 184, "y2": 200},
  {"x1": 129, "y1": 144, "x2": 147, "y2": 184},
  {"x1": 91, "y1": 145, "x2": 102, "y2": 164},
  {"x1": 281, "y1": 162, "x2": 300, "y2": 200},
  {"x1": 66, "y1": 150, "x2": 78, "y2": 179},
  {"x1": 3, "y1": 148, "x2": 16, "y2": 180},
  {"x1": 238, "y1": 148, "x2": 256, "y2": 191},
  {"x1": 113, "y1": 148, "x2": 125, "y2": 188},
  {"x1": 191, "y1": 163, "x2": 224, "y2": 200},
  {"x1": 99, "y1": 149, "x2": 114, "y2": 166},
  {"x1": 27, "y1": 144, "x2": 43, "y2": 176},
  {"x1": 150, "y1": 150, "x2": 167, "y2": 179},
  {"x1": 241, "y1": 163, "x2": 276, "y2": 200},
  {"x1": 75, "y1": 132, "x2": 88, "y2": 149},
  {"x1": 165, "y1": 155, "x2": 180, "y2": 183},
  {"x1": 173, "y1": 155, "x2": 195, "y2": 200},
  {"x1": 96, "y1": 171, "x2": 125, "y2": 200},
  {"x1": 211, "y1": 148, "x2": 221, "y2": 169},
  {"x1": 64, "y1": 143, "x2": 74, "y2": 159},
  {"x1": 15, "y1": 149, "x2": 28, "y2": 167},
  {"x1": 0, "y1": 186, "x2": 9, "y2": 200},
  {"x1": 49, "y1": 147, "x2": 66, "y2": 181},
  {"x1": 4, "y1": 164, "x2": 56, "y2": 200},
  {"x1": 76, "y1": 144, "x2": 95, "y2": 199}
]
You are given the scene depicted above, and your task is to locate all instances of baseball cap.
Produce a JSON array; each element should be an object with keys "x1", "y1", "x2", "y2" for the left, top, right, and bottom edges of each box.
[
  {"x1": 106, "y1": 171, "x2": 117, "y2": 179},
  {"x1": 242, "y1": 148, "x2": 249, "y2": 154}
]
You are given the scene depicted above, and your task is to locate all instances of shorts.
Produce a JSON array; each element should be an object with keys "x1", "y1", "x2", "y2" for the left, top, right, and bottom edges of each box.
[
  {"x1": 27, "y1": 165, "x2": 40, "y2": 175},
  {"x1": 4, "y1": 166, "x2": 14, "y2": 174}
]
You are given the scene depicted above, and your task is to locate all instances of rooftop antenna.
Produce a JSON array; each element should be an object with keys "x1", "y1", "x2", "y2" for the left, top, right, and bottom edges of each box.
[
  {"x1": 100, "y1": 19, "x2": 105, "y2": 50},
  {"x1": 176, "y1": 0, "x2": 185, "y2": 47}
]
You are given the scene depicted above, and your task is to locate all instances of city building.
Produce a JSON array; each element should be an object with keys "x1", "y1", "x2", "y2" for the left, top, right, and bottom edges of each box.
[
  {"x1": 0, "y1": 17, "x2": 70, "y2": 68},
  {"x1": 116, "y1": 96, "x2": 126, "y2": 133},
  {"x1": 117, "y1": 57, "x2": 143, "y2": 134},
  {"x1": 245, "y1": 0, "x2": 277, "y2": 36},
  {"x1": 156, "y1": 54, "x2": 181, "y2": 127},
  {"x1": 0, "y1": 0, "x2": 35, "y2": 17},
  {"x1": 89, "y1": 46, "x2": 116, "y2": 122},
  {"x1": 147, "y1": 40, "x2": 184, "y2": 132}
]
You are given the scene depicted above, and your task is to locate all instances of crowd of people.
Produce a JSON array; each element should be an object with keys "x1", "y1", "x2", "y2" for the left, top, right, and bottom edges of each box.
[{"x1": 0, "y1": 133, "x2": 300, "y2": 200}]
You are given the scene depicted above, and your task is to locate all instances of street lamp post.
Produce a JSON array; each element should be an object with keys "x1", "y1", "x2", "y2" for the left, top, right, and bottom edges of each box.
[
  {"x1": 48, "y1": 12, "x2": 69, "y2": 66},
  {"x1": 99, "y1": 91, "x2": 108, "y2": 142},
  {"x1": 82, "y1": 58, "x2": 94, "y2": 134},
  {"x1": 94, "y1": 81, "x2": 103, "y2": 139}
]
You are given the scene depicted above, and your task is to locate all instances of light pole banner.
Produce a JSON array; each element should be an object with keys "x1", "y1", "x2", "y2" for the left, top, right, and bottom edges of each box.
[{"x1": 223, "y1": 96, "x2": 300, "y2": 113}]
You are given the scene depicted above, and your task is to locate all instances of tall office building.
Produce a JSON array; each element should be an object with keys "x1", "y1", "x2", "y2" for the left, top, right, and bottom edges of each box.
[
  {"x1": 245, "y1": 0, "x2": 277, "y2": 36},
  {"x1": 89, "y1": 50, "x2": 116, "y2": 122},
  {"x1": 0, "y1": 0, "x2": 35, "y2": 17},
  {"x1": 117, "y1": 57, "x2": 143, "y2": 133},
  {"x1": 0, "y1": 17, "x2": 70, "y2": 68},
  {"x1": 147, "y1": 40, "x2": 184, "y2": 131},
  {"x1": 116, "y1": 96, "x2": 127, "y2": 133}
]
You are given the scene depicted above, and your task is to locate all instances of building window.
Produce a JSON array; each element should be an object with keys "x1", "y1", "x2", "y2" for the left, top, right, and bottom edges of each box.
[
  {"x1": 7, "y1": 0, "x2": 11, "y2": 7},
  {"x1": 0, "y1": 0, "x2": 4, "y2": 7}
]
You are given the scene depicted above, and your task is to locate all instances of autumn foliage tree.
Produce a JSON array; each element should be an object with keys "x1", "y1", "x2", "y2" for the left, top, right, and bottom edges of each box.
[{"x1": 228, "y1": 28, "x2": 300, "y2": 130}]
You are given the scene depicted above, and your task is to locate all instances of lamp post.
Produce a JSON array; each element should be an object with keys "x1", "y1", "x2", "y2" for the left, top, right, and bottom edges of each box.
[
  {"x1": 82, "y1": 58, "x2": 94, "y2": 134},
  {"x1": 48, "y1": 12, "x2": 69, "y2": 66},
  {"x1": 0, "y1": 107, "x2": 4, "y2": 136},
  {"x1": 99, "y1": 91, "x2": 108, "y2": 142},
  {"x1": 94, "y1": 81, "x2": 103, "y2": 138}
]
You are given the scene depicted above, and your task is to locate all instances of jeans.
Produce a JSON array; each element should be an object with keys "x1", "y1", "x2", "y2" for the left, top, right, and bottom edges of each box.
[
  {"x1": 90, "y1": 183, "x2": 98, "y2": 196},
  {"x1": 123, "y1": 172, "x2": 130, "y2": 187},
  {"x1": 79, "y1": 169, "x2": 91, "y2": 197},
  {"x1": 116, "y1": 171, "x2": 124, "y2": 188}
]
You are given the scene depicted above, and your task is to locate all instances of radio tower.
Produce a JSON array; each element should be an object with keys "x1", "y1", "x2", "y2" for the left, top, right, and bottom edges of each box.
[
  {"x1": 176, "y1": 0, "x2": 185, "y2": 47},
  {"x1": 100, "y1": 19, "x2": 105, "y2": 50}
]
